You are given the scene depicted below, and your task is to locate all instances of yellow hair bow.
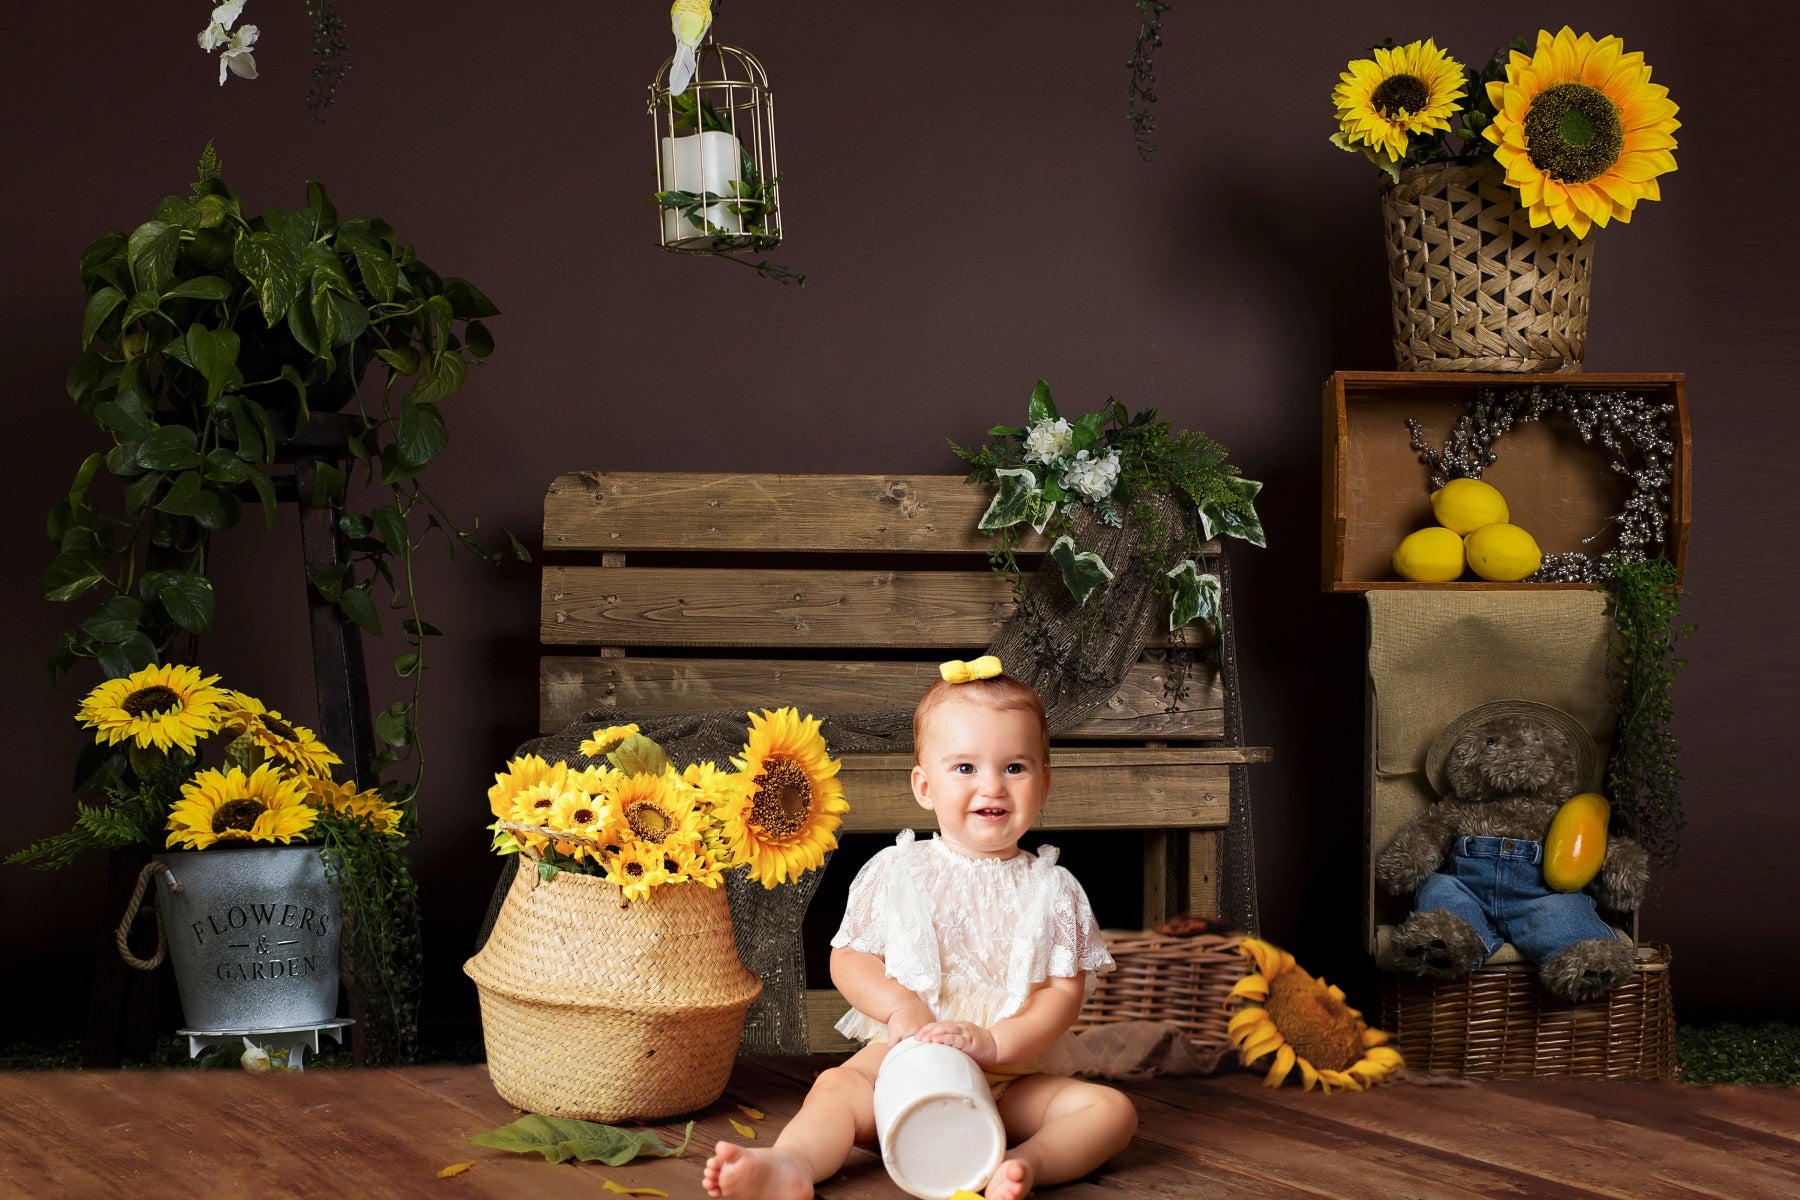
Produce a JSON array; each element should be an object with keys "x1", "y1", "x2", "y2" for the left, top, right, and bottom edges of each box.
[{"x1": 939, "y1": 655, "x2": 1002, "y2": 684}]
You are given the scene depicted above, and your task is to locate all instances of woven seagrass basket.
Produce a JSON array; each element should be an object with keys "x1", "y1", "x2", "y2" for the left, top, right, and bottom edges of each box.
[
  {"x1": 1381, "y1": 163, "x2": 1593, "y2": 373},
  {"x1": 1072, "y1": 931, "x2": 1245, "y2": 1071},
  {"x1": 464, "y1": 859, "x2": 762, "y2": 1122},
  {"x1": 1380, "y1": 942, "x2": 1676, "y2": 1080}
]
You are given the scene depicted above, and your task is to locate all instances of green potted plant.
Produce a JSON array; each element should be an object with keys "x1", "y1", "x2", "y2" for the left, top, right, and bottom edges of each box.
[{"x1": 42, "y1": 144, "x2": 521, "y2": 1062}]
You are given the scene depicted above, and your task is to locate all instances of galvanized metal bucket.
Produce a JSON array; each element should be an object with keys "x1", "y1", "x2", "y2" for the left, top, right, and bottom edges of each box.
[{"x1": 152, "y1": 846, "x2": 343, "y2": 1031}]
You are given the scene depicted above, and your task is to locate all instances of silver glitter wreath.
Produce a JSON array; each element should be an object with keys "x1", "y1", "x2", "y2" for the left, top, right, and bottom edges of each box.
[{"x1": 1405, "y1": 385, "x2": 1677, "y2": 583}]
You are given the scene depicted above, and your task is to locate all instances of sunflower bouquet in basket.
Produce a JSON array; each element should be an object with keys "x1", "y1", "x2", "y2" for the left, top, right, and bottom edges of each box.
[
  {"x1": 8, "y1": 664, "x2": 403, "y2": 868},
  {"x1": 1330, "y1": 26, "x2": 1680, "y2": 235},
  {"x1": 486, "y1": 708, "x2": 847, "y2": 900}
]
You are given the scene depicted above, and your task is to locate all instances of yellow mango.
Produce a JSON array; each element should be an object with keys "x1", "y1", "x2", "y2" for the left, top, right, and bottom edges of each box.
[{"x1": 1543, "y1": 792, "x2": 1609, "y2": 892}]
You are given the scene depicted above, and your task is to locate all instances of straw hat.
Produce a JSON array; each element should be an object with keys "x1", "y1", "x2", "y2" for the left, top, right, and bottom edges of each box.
[{"x1": 1424, "y1": 700, "x2": 1599, "y2": 798}]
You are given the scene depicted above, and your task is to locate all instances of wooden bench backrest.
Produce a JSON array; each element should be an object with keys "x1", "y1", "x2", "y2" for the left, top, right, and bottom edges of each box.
[{"x1": 539, "y1": 472, "x2": 1260, "y2": 840}]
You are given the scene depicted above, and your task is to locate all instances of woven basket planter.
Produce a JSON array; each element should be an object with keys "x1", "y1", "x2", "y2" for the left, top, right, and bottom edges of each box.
[
  {"x1": 464, "y1": 862, "x2": 762, "y2": 1122},
  {"x1": 1072, "y1": 931, "x2": 1245, "y2": 1072},
  {"x1": 1381, "y1": 163, "x2": 1593, "y2": 372},
  {"x1": 1380, "y1": 942, "x2": 1676, "y2": 1080}
]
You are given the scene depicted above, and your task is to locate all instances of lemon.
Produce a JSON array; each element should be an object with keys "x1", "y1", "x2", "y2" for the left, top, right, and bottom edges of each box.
[
  {"x1": 1392, "y1": 527, "x2": 1466, "y2": 582},
  {"x1": 1463, "y1": 522, "x2": 1543, "y2": 581},
  {"x1": 1429, "y1": 478, "x2": 1509, "y2": 535}
]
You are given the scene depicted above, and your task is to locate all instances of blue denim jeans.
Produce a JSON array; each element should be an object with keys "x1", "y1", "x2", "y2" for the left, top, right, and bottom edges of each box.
[{"x1": 1415, "y1": 835, "x2": 1615, "y2": 963}]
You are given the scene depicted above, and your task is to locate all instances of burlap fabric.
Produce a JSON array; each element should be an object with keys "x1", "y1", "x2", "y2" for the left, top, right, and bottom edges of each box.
[
  {"x1": 1364, "y1": 589, "x2": 1617, "y2": 963},
  {"x1": 478, "y1": 495, "x2": 1262, "y2": 1053}
]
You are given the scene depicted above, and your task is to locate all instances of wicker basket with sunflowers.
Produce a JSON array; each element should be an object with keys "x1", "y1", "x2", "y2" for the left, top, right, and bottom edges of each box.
[
  {"x1": 1331, "y1": 28, "x2": 1681, "y2": 372},
  {"x1": 464, "y1": 709, "x2": 846, "y2": 1122}
]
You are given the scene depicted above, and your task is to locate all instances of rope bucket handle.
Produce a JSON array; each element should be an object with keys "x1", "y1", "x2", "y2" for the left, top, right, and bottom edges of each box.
[{"x1": 116, "y1": 860, "x2": 183, "y2": 971}]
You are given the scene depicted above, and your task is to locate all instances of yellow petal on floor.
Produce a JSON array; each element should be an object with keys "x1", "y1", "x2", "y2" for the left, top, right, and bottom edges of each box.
[
  {"x1": 728, "y1": 1117, "x2": 757, "y2": 1138},
  {"x1": 437, "y1": 1162, "x2": 474, "y2": 1178},
  {"x1": 737, "y1": 1104, "x2": 766, "y2": 1120},
  {"x1": 601, "y1": 1183, "x2": 669, "y2": 1197}
]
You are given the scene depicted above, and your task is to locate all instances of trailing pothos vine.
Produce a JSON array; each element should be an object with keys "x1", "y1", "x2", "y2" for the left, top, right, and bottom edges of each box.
[{"x1": 1602, "y1": 556, "x2": 1692, "y2": 870}]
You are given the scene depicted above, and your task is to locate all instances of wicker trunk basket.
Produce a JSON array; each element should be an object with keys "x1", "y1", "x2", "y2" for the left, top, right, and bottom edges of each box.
[
  {"x1": 1381, "y1": 942, "x2": 1676, "y2": 1080},
  {"x1": 465, "y1": 861, "x2": 762, "y2": 1122},
  {"x1": 1381, "y1": 163, "x2": 1593, "y2": 373},
  {"x1": 1072, "y1": 931, "x2": 1245, "y2": 1071}
]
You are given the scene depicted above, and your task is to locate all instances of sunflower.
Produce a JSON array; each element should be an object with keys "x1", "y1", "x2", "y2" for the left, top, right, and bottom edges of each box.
[
  {"x1": 547, "y1": 791, "x2": 613, "y2": 861},
  {"x1": 77, "y1": 664, "x2": 228, "y2": 755},
  {"x1": 1331, "y1": 39, "x2": 1466, "y2": 165},
  {"x1": 579, "y1": 723, "x2": 641, "y2": 758},
  {"x1": 488, "y1": 754, "x2": 571, "y2": 819},
  {"x1": 606, "y1": 770, "x2": 706, "y2": 847},
  {"x1": 217, "y1": 691, "x2": 341, "y2": 776},
  {"x1": 1226, "y1": 938, "x2": 1404, "y2": 1093},
  {"x1": 661, "y1": 828, "x2": 725, "y2": 888},
  {"x1": 1484, "y1": 27, "x2": 1680, "y2": 237},
  {"x1": 719, "y1": 707, "x2": 847, "y2": 888},
  {"x1": 167, "y1": 763, "x2": 318, "y2": 850},
  {"x1": 305, "y1": 776, "x2": 404, "y2": 835},
  {"x1": 604, "y1": 838, "x2": 675, "y2": 903}
]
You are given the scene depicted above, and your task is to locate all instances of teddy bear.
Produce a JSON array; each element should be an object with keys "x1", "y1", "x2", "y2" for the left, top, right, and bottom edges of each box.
[{"x1": 1375, "y1": 700, "x2": 1650, "y2": 1002}]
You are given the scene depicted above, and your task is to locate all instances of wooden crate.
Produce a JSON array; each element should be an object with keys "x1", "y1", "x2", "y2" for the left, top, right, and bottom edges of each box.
[
  {"x1": 540, "y1": 472, "x2": 1270, "y2": 1053},
  {"x1": 1321, "y1": 371, "x2": 1689, "y2": 592}
]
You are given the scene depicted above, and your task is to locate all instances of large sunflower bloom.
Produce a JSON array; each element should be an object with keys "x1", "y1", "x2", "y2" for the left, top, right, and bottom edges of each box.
[
  {"x1": 218, "y1": 691, "x2": 341, "y2": 776},
  {"x1": 1227, "y1": 938, "x2": 1404, "y2": 1093},
  {"x1": 1484, "y1": 27, "x2": 1680, "y2": 237},
  {"x1": 1332, "y1": 39, "x2": 1466, "y2": 163},
  {"x1": 606, "y1": 770, "x2": 706, "y2": 847},
  {"x1": 77, "y1": 664, "x2": 228, "y2": 755},
  {"x1": 720, "y1": 708, "x2": 847, "y2": 888},
  {"x1": 167, "y1": 763, "x2": 318, "y2": 850}
]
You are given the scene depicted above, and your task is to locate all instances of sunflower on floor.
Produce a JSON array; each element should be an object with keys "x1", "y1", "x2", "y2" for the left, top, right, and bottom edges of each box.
[
  {"x1": 1227, "y1": 938, "x2": 1405, "y2": 1092},
  {"x1": 486, "y1": 707, "x2": 847, "y2": 898},
  {"x1": 8, "y1": 663, "x2": 402, "y2": 868}
]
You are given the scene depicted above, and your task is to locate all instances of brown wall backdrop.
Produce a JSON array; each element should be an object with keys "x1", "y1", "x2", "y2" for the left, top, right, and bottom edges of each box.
[{"x1": 5, "y1": 2, "x2": 1791, "y2": 1037}]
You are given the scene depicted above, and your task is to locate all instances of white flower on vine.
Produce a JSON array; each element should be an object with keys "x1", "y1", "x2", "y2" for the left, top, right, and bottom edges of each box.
[
  {"x1": 1023, "y1": 417, "x2": 1074, "y2": 466},
  {"x1": 198, "y1": 3, "x2": 258, "y2": 85},
  {"x1": 1061, "y1": 449, "x2": 1121, "y2": 503},
  {"x1": 217, "y1": 25, "x2": 260, "y2": 84}
]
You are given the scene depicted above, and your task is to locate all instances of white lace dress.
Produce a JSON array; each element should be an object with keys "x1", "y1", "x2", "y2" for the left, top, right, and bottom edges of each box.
[{"x1": 830, "y1": 830, "x2": 1114, "y2": 1073}]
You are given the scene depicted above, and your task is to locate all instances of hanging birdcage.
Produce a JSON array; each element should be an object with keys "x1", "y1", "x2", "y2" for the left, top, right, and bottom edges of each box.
[{"x1": 649, "y1": 40, "x2": 783, "y2": 253}]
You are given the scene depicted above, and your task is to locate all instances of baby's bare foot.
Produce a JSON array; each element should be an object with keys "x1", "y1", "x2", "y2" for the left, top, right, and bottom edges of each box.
[
  {"x1": 702, "y1": 1140, "x2": 815, "y2": 1200},
  {"x1": 985, "y1": 1157, "x2": 1034, "y2": 1200}
]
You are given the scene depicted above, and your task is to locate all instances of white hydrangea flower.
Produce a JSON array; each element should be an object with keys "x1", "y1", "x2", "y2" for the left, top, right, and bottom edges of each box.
[
  {"x1": 1022, "y1": 417, "x2": 1074, "y2": 465},
  {"x1": 1061, "y1": 449, "x2": 1121, "y2": 503}
]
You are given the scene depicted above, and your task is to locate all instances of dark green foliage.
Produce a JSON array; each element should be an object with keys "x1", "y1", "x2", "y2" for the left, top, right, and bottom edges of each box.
[
  {"x1": 6, "y1": 777, "x2": 171, "y2": 870},
  {"x1": 1127, "y1": 2, "x2": 1173, "y2": 160},
  {"x1": 312, "y1": 811, "x2": 424, "y2": 1065},
  {"x1": 304, "y1": 1, "x2": 352, "y2": 122},
  {"x1": 1602, "y1": 557, "x2": 1691, "y2": 868},
  {"x1": 48, "y1": 145, "x2": 526, "y2": 813},
  {"x1": 1678, "y1": 1023, "x2": 1800, "y2": 1085}
]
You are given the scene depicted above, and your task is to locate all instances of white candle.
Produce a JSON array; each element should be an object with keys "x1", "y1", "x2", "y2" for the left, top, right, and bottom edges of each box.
[{"x1": 660, "y1": 130, "x2": 744, "y2": 243}]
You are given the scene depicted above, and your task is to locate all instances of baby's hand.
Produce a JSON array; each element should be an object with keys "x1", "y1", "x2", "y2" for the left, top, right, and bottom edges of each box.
[
  {"x1": 885, "y1": 1002, "x2": 935, "y2": 1044},
  {"x1": 915, "y1": 1020, "x2": 998, "y2": 1066}
]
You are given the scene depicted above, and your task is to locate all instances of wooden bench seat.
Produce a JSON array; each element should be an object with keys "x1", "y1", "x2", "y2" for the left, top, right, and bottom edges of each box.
[{"x1": 539, "y1": 471, "x2": 1269, "y2": 1051}]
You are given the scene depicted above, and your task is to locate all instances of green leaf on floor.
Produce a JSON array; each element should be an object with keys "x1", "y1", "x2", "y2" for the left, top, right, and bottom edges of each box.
[{"x1": 469, "y1": 1115, "x2": 695, "y2": 1164}]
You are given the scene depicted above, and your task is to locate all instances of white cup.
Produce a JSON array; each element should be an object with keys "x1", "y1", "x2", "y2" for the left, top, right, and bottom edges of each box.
[{"x1": 872, "y1": 1037, "x2": 1006, "y2": 1200}]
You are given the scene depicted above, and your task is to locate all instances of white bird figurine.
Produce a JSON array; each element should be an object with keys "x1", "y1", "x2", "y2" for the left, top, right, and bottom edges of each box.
[{"x1": 669, "y1": 0, "x2": 713, "y2": 96}]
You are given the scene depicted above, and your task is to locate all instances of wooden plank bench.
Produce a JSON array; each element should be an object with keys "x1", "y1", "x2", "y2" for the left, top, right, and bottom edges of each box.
[{"x1": 538, "y1": 472, "x2": 1270, "y2": 1052}]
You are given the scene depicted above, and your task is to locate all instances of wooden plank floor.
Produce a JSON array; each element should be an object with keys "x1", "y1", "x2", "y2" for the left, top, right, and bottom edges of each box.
[{"x1": 2, "y1": 1058, "x2": 1797, "y2": 1199}]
